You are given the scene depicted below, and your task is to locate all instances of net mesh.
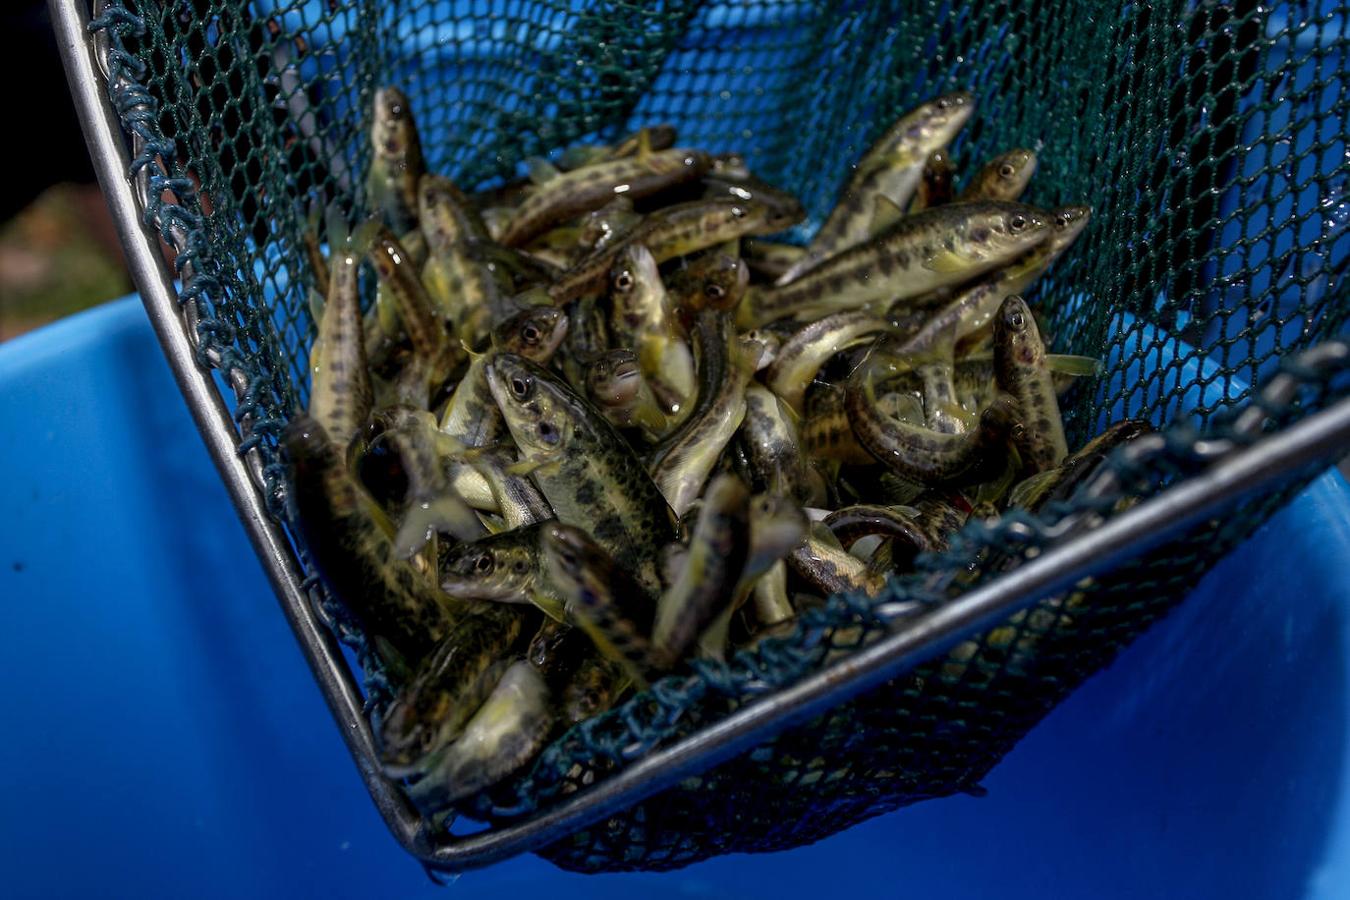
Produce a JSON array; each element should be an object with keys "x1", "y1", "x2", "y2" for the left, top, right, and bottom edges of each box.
[{"x1": 86, "y1": 0, "x2": 1349, "y2": 873}]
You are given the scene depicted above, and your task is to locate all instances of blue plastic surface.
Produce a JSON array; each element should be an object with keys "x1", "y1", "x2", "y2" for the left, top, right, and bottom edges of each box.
[{"x1": 2, "y1": 297, "x2": 1348, "y2": 899}]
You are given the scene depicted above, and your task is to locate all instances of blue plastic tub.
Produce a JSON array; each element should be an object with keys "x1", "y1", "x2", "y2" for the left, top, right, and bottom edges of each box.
[{"x1": 1, "y1": 296, "x2": 1347, "y2": 897}]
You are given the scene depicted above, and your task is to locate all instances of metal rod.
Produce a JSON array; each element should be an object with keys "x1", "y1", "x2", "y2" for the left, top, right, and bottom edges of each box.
[
  {"x1": 48, "y1": 0, "x2": 428, "y2": 854},
  {"x1": 419, "y1": 395, "x2": 1350, "y2": 870}
]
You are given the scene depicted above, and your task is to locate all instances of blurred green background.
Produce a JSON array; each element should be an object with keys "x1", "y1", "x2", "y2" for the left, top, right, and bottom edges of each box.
[{"x1": 1, "y1": 3, "x2": 131, "y2": 340}]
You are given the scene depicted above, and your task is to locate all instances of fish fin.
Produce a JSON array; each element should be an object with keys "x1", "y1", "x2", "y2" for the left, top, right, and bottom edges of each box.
[
  {"x1": 526, "y1": 157, "x2": 561, "y2": 184},
  {"x1": 307, "y1": 288, "x2": 326, "y2": 326},
  {"x1": 505, "y1": 455, "x2": 564, "y2": 478},
  {"x1": 530, "y1": 590, "x2": 568, "y2": 623},
  {"x1": 1007, "y1": 467, "x2": 1059, "y2": 510},
  {"x1": 324, "y1": 202, "x2": 350, "y2": 251},
  {"x1": 935, "y1": 399, "x2": 978, "y2": 430},
  {"x1": 924, "y1": 247, "x2": 974, "y2": 275},
  {"x1": 375, "y1": 282, "x2": 401, "y2": 337},
  {"x1": 808, "y1": 520, "x2": 844, "y2": 551},
  {"x1": 882, "y1": 392, "x2": 926, "y2": 425},
  {"x1": 636, "y1": 127, "x2": 654, "y2": 162},
  {"x1": 871, "y1": 193, "x2": 907, "y2": 234},
  {"x1": 1046, "y1": 353, "x2": 1103, "y2": 376}
]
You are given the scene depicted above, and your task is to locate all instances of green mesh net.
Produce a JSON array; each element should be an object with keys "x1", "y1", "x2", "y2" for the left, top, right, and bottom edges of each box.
[{"x1": 87, "y1": 0, "x2": 1348, "y2": 873}]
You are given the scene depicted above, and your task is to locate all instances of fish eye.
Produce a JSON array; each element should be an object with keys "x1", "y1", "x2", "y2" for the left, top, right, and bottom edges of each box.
[
  {"x1": 390, "y1": 103, "x2": 403, "y2": 116},
  {"x1": 999, "y1": 163, "x2": 1017, "y2": 178},
  {"x1": 1007, "y1": 309, "x2": 1026, "y2": 329},
  {"x1": 538, "y1": 421, "x2": 560, "y2": 445},
  {"x1": 1009, "y1": 214, "x2": 1027, "y2": 232},
  {"x1": 614, "y1": 271, "x2": 634, "y2": 291},
  {"x1": 705, "y1": 283, "x2": 726, "y2": 300},
  {"x1": 937, "y1": 96, "x2": 952, "y2": 110},
  {"x1": 512, "y1": 560, "x2": 529, "y2": 574},
  {"x1": 474, "y1": 553, "x2": 494, "y2": 574},
  {"x1": 521, "y1": 324, "x2": 541, "y2": 344},
  {"x1": 510, "y1": 376, "x2": 531, "y2": 398},
  {"x1": 730, "y1": 205, "x2": 747, "y2": 219}
]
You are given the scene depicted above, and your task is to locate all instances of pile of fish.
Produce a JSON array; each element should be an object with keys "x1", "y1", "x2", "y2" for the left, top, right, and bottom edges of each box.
[{"x1": 285, "y1": 86, "x2": 1146, "y2": 815}]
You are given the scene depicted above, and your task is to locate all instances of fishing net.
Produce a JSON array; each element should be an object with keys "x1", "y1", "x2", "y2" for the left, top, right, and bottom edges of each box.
[{"x1": 86, "y1": 0, "x2": 1349, "y2": 873}]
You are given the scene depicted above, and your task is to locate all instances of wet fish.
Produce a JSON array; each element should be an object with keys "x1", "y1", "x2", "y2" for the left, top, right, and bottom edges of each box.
[
  {"x1": 779, "y1": 92, "x2": 974, "y2": 282},
  {"x1": 648, "y1": 314, "x2": 758, "y2": 517},
  {"x1": 845, "y1": 360, "x2": 1016, "y2": 483},
  {"x1": 367, "y1": 87, "x2": 425, "y2": 235},
  {"x1": 787, "y1": 522, "x2": 885, "y2": 597},
  {"x1": 651, "y1": 474, "x2": 751, "y2": 667},
  {"x1": 766, "y1": 310, "x2": 895, "y2": 413},
  {"x1": 439, "y1": 307, "x2": 568, "y2": 447},
  {"x1": 910, "y1": 149, "x2": 957, "y2": 212},
  {"x1": 585, "y1": 348, "x2": 670, "y2": 439},
  {"x1": 367, "y1": 227, "x2": 462, "y2": 408},
  {"x1": 467, "y1": 451, "x2": 552, "y2": 531},
  {"x1": 958, "y1": 148, "x2": 1037, "y2": 202},
  {"x1": 993, "y1": 295, "x2": 1068, "y2": 472},
  {"x1": 284, "y1": 417, "x2": 465, "y2": 668},
  {"x1": 487, "y1": 354, "x2": 673, "y2": 593},
  {"x1": 438, "y1": 522, "x2": 562, "y2": 614},
  {"x1": 901, "y1": 205, "x2": 1092, "y2": 354},
  {"x1": 739, "y1": 384, "x2": 824, "y2": 505},
  {"x1": 378, "y1": 604, "x2": 524, "y2": 774},
  {"x1": 1008, "y1": 418, "x2": 1153, "y2": 511},
  {"x1": 607, "y1": 243, "x2": 694, "y2": 412},
  {"x1": 406, "y1": 660, "x2": 554, "y2": 810},
  {"x1": 741, "y1": 202, "x2": 1052, "y2": 328},
  {"x1": 551, "y1": 197, "x2": 802, "y2": 303},
  {"x1": 308, "y1": 217, "x2": 374, "y2": 445},
  {"x1": 499, "y1": 148, "x2": 710, "y2": 247},
  {"x1": 664, "y1": 252, "x2": 750, "y2": 317},
  {"x1": 561, "y1": 654, "x2": 628, "y2": 726},
  {"x1": 541, "y1": 523, "x2": 660, "y2": 684}
]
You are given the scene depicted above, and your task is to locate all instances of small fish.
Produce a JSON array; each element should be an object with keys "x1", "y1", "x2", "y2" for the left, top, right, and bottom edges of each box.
[
  {"x1": 499, "y1": 148, "x2": 710, "y2": 247},
  {"x1": 541, "y1": 523, "x2": 659, "y2": 685},
  {"x1": 742, "y1": 239, "x2": 806, "y2": 282},
  {"x1": 651, "y1": 474, "x2": 751, "y2": 667},
  {"x1": 823, "y1": 504, "x2": 929, "y2": 550},
  {"x1": 560, "y1": 293, "x2": 611, "y2": 395},
  {"x1": 909, "y1": 149, "x2": 957, "y2": 212},
  {"x1": 378, "y1": 604, "x2": 524, "y2": 774},
  {"x1": 607, "y1": 243, "x2": 695, "y2": 412},
  {"x1": 557, "y1": 124, "x2": 679, "y2": 170},
  {"x1": 993, "y1": 295, "x2": 1068, "y2": 472},
  {"x1": 752, "y1": 559, "x2": 794, "y2": 627},
  {"x1": 780, "y1": 92, "x2": 974, "y2": 282},
  {"x1": 366, "y1": 87, "x2": 425, "y2": 235},
  {"x1": 698, "y1": 494, "x2": 808, "y2": 658},
  {"x1": 406, "y1": 660, "x2": 554, "y2": 810},
  {"x1": 463, "y1": 445, "x2": 554, "y2": 529},
  {"x1": 902, "y1": 205, "x2": 1092, "y2": 354},
  {"x1": 739, "y1": 384, "x2": 824, "y2": 505},
  {"x1": 585, "y1": 348, "x2": 670, "y2": 439},
  {"x1": 361, "y1": 407, "x2": 487, "y2": 556},
  {"x1": 741, "y1": 202, "x2": 1052, "y2": 328},
  {"x1": 787, "y1": 522, "x2": 885, "y2": 597},
  {"x1": 1007, "y1": 418, "x2": 1153, "y2": 511},
  {"x1": 958, "y1": 148, "x2": 1037, "y2": 202},
  {"x1": 846, "y1": 359, "x2": 1016, "y2": 484},
  {"x1": 417, "y1": 172, "x2": 491, "y2": 246},
  {"x1": 439, "y1": 307, "x2": 568, "y2": 447},
  {"x1": 526, "y1": 617, "x2": 586, "y2": 687},
  {"x1": 551, "y1": 197, "x2": 802, "y2": 303},
  {"x1": 487, "y1": 354, "x2": 673, "y2": 593},
  {"x1": 561, "y1": 654, "x2": 628, "y2": 726},
  {"x1": 308, "y1": 217, "x2": 375, "y2": 445},
  {"x1": 664, "y1": 252, "x2": 750, "y2": 316},
  {"x1": 439, "y1": 523, "x2": 565, "y2": 618},
  {"x1": 366, "y1": 227, "x2": 462, "y2": 409},
  {"x1": 766, "y1": 310, "x2": 895, "y2": 413},
  {"x1": 284, "y1": 417, "x2": 466, "y2": 668},
  {"x1": 648, "y1": 313, "x2": 758, "y2": 517}
]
